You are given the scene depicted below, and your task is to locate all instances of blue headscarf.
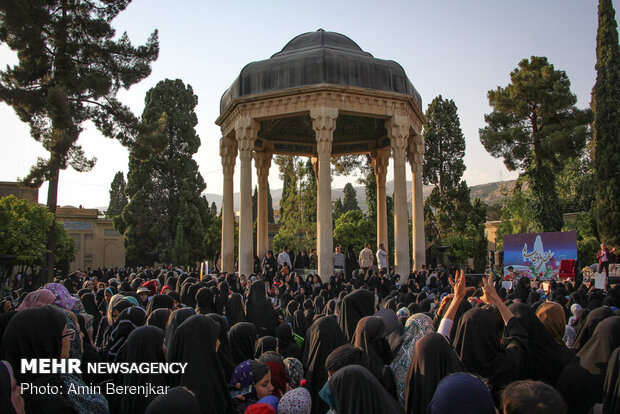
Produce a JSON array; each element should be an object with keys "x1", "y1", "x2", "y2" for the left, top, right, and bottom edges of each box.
[{"x1": 428, "y1": 373, "x2": 495, "y2": 414}]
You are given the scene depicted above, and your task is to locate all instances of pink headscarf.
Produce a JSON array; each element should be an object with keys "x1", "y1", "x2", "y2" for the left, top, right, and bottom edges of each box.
[{"x1": 17, "y1": 289, "x2": 56, "y2": 311}]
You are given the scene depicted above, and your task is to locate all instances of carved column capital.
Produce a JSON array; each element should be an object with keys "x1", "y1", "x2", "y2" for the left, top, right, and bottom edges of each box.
[
  {"x1": 254, "y1": 151, "x2": 272, "y2": 186},
  {"x1": 220, "y1": 137, "x2": 237, "y2": 176},
  {"x1": 311, "y1": 107, "x2": 338, "y2": 157},
  {"x1": 408, "y1": 136, "x2": 424, "y2": 174},
  {"x1": 235, "y1": 117, "x2": 259, "y2": 162},
  {"x1": 373, "y1": 148, "x2": 390, "y2": 178},
  {"x1": 387, "y1": 115, "x2": 410, "y2": 162}
]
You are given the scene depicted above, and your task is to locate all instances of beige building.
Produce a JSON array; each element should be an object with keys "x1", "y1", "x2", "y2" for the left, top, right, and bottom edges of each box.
[
  {"x1": 0, "y1": 181, "x2": 39, "y2": 203},
  {"x1": 56, "y1": 206, "x2": 125, "y2": 271}
]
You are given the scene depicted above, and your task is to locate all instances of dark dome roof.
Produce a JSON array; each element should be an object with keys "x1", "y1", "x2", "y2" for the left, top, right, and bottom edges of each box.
[{"x1": 220, "y1": 29, "x2": 421, "y2": 114}]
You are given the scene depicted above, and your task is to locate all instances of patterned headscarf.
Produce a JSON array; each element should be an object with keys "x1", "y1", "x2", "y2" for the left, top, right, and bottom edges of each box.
[
  {"x1": 278, "y1": 387, "x2": 312, "y2": 414},
  {"x1": 44, "y1": 283, "x2": 76, "y2": 311},
  {"x1": 390, "y1": 313, "x2": 435, "y2": 403},
  {"x1": 283, "y1": 357, "x2": 304, "y2": 388},
  {"x1": 17, "y1": 289, "x2": 55, "y2": 311},
  {"x1": 396, "y1": 307, "x2": 410, "y2": 319}
]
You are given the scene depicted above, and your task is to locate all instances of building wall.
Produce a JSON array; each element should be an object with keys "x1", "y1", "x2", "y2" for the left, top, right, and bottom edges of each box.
[
  {"x1": 56, "y1": 206, "x2": 126, "y2": 271},
  {"x1": 0, "y1": 181, "x2": 38, "y2": 204}
]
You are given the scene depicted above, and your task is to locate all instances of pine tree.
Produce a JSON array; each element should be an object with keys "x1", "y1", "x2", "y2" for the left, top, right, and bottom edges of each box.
[
  {"x1": 0, "y1": 0, "x2": 160, "y2": 276},
  {"x1": 479, "y1": 56, "x2": 591, "y2": 231},
  {"x1": 121, "y1": 79, "x2": 209, "y2": 265},
  {"x1": 107, "y1": 172, "x2": 128, "y2": 219},
  {"x1": 593, "y1": 0, "x2": 620, "y2": 245},
  {"x1": 343, "y1": 183, "x2": 360, "y2": 212}
]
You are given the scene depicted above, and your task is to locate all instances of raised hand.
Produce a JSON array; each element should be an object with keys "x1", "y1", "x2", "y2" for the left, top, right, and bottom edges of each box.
[
  {"x1": 449, "y1": 269, "x2": 473, "y2": 299},
  {"x1": 481, "y1": 274, "x2": 498, "y2": 305}
]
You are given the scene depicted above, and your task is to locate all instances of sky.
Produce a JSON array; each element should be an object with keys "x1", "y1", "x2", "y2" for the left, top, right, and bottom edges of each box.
[{"x1": 0, "y1": 0, "x2": 613, "y2": 208}]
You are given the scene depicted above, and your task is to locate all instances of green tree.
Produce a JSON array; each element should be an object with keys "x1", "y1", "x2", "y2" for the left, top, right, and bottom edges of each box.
[
  {"x1": 0, "y1": 0, "x2": 160, "y2": 276},
  {"x1": 252, "y1": 186, "x2": 258, "y2": 222},
  {"x1": 479, "y1": 56, "x2": 591, "y2": 231},
  {"x1": 342, "y1": 183, "x2": 360, "y2": 212},
  {"x1": 423, "y1": 96, "x2": 466, "y2": 201},
  {"x1": 592, "y1": 0, "x2": 620, "y2": 246},
  {"x1": 106, "y1": 172, "x2": 128, "y2": 219},
  {"x1": 495, "y1": 182, "x2": 538, "y2": 251},
  {"x1": 333, "y1": 198, "x2": 345, "y2": 222},
  {"x1": 267, "y1": 183, "x2": 275, "y2": 223},
  {"x1": 273, "y1": 156, "x2": 316, "y2": 253},
  {"x1": 0, "y1": 195, "x2": 75, "y2": 273},
  {"x1": 364, "y1": 165, "x2": 377, "y2": 223},
  {"x1": 334, "y1": 210, "x2": 374, "y2": 250},
  {"x1": 121, "y1": 79, "x2": 211, "y2": 266}
]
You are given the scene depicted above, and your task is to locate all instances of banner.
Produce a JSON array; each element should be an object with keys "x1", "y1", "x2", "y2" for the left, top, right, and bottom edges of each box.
[{"x1": 503, "y1": 231, "x2": 577, "y2": 280}]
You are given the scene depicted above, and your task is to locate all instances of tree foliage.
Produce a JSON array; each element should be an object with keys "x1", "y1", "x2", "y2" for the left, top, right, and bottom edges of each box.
[
  {"x1": 0, "y1": 195, "x2": 74, "y2": 268},
  {"x1": 272, "y1": 156, "x2": 316, "y2": 253},
  {"x1": 120, "y1": 79, "x2": 216, "y2": 266},
  {"x1": 592, "y1": 0, "x2": 620, "y2": 246},
  {"x1": 332, "y1": 198, "x2": 345, "y2": 222},
  {"x1": 106, "y1": 171, "x2": 128, "y2": 218},
  {"x1": 479, "y1": 56, "x2": 591, "y2": 232},
  {"x1": 342, "y1": 183, "x2": 360, "y2": 212},
  {"x1": 0, "y1": 0, "x2": 161, "y2": 273},
  {"x1": 423, "y1": 95, "x2": 466, "y2": 199},
  {"x1": 334, "y1": 210, "x2": 374, "y2": 250}
]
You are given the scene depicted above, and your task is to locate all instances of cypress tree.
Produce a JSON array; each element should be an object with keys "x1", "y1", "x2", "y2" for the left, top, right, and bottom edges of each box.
[
  {"x1": 121, "y1": 79, "x2": 209, "y2": 265},
  {"x1": 107, "y1": 172, "x2": 128, "y2": 219},
  {"x1": 343, "y1": 183, "x2": 360, "y2": 212},
  {"x1": 593, "y1": 0, "x2": 620, "y2": 245}
]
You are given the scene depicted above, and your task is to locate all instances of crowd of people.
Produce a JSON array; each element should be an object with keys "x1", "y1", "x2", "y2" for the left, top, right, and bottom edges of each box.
[{"x1": 0, "y1": 247, "x2": 619, "y2": 414}]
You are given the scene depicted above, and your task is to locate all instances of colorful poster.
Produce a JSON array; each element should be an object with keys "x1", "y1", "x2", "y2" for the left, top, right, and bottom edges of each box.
[{"x1": 503, "y1": 231, "x2": 577, "y2": 280}]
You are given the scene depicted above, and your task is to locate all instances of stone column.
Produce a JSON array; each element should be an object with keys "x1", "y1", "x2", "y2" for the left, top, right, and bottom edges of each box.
[
  {"x1": 409, "y1": 136, "x2": 426, "y2": 270},
  {"x1": 388, "y1": 116, "x2": 411, "y2": 281},
  {"x1": 235, "y1": 117, "x2": 259, "y2": 276},
  {"x1": 254, "y1": 151, "x2": 272, "y2": 260},
  {"x1": 311, "y1": 107, "x2": 338, "y2": 278},
  {"x1": 220, "y1": 136, "x2": 237, "y2": 273},
  {"x1": 373, "y1": 148, "x2": 390, "y2": 250}
]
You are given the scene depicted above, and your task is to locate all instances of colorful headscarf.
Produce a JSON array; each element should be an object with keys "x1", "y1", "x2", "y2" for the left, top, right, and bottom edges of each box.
[
  {"x1": 278, "y1": 387, "x2": 312, "y2": 414},
  {"x1": 257, "y1": 395, "x2": 278, "y2": 412},
  {"x1": 396, "y1": 307, "x2": 410, "y2": 319},
  {"x1": 44, "y1": 283, "x2": 76, "y2": 311},
  {"x1": 125, "y1": 296, "x2": 139, "y2": 307},
  {"x1": 390, "y1": 313, "x2": 435, "y2": 403},
  {"x1": 17, "y1": 289, "x2": 55, "y2": 311},
  {"x1": 283, "y1": 357, "x2": 304, "y2": 388}
]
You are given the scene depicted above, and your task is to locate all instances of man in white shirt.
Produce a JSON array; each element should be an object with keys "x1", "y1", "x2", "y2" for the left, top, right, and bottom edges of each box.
[
  {"x1": 376, "y1": 243, "x2": 388, "y2": 273},
  {"x1": 333, "y1": 245, "x2": 345, "y2": 270},
  {"x1": 277, "y1": 247, "x2": 292, "y2": 269}
]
